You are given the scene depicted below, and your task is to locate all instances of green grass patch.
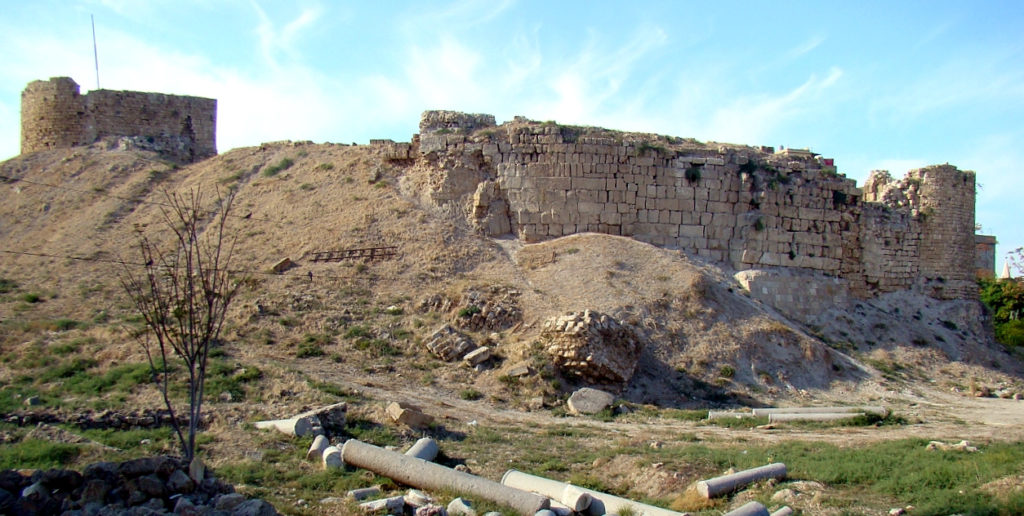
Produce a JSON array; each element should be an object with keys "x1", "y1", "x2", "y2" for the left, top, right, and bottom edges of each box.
[
  {"x1": 205, "y1": 360, "x2": 262, "y2": 401},
  {"x1": 0, "y1": 439, "x2": 81, "y2": 469},
  {"x1": 343, "y1": 325, "x2": 371, "y2": 339},
  {"x1": 262, "y1": 157, "x2": 295, "y2": 177},
  {"x1": 353, "y1": 338, "x2": 400, "y2": 357}
]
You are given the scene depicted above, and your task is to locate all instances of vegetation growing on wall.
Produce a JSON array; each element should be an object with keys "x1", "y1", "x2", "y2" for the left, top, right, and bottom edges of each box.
[{"x1": 979, "y1": 277, "x2": 1024, "y2": 348}]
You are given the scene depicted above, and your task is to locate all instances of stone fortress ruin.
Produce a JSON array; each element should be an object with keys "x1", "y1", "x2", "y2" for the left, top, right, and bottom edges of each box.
[
  {"x1": 379, "y1": 111, "x2": 995, "y2": 318},
  {"x1": 20, "y1": 77, "x2": 215, "y2": 163},
  {"x1": 16, "y1": 75, "x2": 995, "y2": 316}
]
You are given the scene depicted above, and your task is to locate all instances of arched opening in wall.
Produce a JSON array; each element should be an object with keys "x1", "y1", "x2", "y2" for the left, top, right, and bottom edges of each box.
[{"x1": 180, "y1": 115, "x2": 196, "y2": 162}]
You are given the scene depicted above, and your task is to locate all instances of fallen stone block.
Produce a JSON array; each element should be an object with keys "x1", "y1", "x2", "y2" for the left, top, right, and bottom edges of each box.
[
  {"x1": 463, "y1": 346, "x2": 492, "y2": 367},
  {"x1": 387, "y1": 402, "x2": 435, "y2": 429},
  {"x1": 404, "y1": 489, "x2": 433, "y2": 508},
  {"x1": 567, "y1": 388, "x2": 615, "y2": 415},
  {"x1": 925, "y1": 440, "x2": 978, "y2": 452}
]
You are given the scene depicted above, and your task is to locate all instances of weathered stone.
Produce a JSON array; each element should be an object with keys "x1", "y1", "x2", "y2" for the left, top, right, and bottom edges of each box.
[
  {"x1": 231, "y1": 498, "x2": 280, "y2": 516},
  {"x1": 425, "y1": 325, "x2": 477, "y2": 361},
  {"x1": 167, "y1": 469, "x2": 195, "y2": 494},
  {"x1": 416, "y1": 504, "x2": 448, "y2": 516},
  {"x1": 567, "y1": 388, "x2": 615, "y2": 415},
  {"x1": 386, "y1": 402, "x2": 434, "y2": 429},
  {"x1": 542, "y1": 310, "x2": 642, "y2": 384},
  {"x1": 463, "y1": 346, "x2": 492, "y2": 367},
  {"x1": 215, "y1": 493, "x2": 248, "y2": 511}
]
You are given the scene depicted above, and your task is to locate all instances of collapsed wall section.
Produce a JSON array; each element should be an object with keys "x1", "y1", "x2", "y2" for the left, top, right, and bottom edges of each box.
[{"x1": 20, "y1": 77, "x2": 216, "y2": 163}]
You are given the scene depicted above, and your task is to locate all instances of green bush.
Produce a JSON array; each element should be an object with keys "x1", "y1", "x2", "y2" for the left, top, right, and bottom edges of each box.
[
  {"x1": 0, "y1": 278, "x2": 17, "y2": 293},
  {"x1": 458, "y1": 305, "x2": 482, "y2": 318},
  {"x1": 262, "y1": 157, "x2": 295, "y2": 177},
  {"x1": 979, "y1": 278, "x2": 1024, "y2": 348}
]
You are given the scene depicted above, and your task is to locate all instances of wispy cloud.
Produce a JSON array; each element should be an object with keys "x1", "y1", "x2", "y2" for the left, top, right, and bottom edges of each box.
[
  {"x1": 785, "y1": 34, "x2": 825, "y2": 60},
  {"x1": 251, "y1": 2, "x2": 324, "y2": 69},
  {"x1": 704, "y1": 66, "x2": 844, "y2": 144}
]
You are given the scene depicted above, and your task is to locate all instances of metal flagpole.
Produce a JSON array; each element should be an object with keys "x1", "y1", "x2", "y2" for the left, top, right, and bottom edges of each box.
[{"x1": 91, "y1": 14, "x2": 100, "y2": 89}]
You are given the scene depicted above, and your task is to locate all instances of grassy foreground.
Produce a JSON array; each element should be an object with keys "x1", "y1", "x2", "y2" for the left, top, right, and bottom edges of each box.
[{"x1": 2, "y1": 415, "x2": 1023, "y2": 516}]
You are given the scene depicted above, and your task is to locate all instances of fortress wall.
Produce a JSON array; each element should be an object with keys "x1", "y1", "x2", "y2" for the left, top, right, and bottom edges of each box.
[
  {"x1": 20, "y1": 77, "x2": 216, "y2": 162},
  {"x1": 85, "y1": 90, "x2": 217, "y2": 161},
  {"x1": 414, "y1": 111, "x2": 979, "y2": 301}
]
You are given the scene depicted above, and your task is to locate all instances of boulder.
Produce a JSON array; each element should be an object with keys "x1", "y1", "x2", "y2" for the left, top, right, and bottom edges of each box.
[{"x1": 567, "y1": 388, "x2": 615, "y2": 415}]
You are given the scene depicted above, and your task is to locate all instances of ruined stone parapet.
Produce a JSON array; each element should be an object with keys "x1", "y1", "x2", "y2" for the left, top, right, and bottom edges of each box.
[
  {"x1": 20, "y1": 77, "x2": 216, "y2": 163},
  {"x1": 419, "y1": 110, "x2": 496, "y2": 134}
]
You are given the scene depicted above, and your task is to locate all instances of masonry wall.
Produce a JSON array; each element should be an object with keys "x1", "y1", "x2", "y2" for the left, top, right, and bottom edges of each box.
[
  {"x1": 411, "y1": 111, "x2": 979, "y2": 301},
  {"x1": 21, "y1": 77, "x2": 216, "y2": 163}
]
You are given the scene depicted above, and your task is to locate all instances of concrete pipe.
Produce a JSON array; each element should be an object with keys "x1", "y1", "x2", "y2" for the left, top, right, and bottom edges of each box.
[
  {"x1": 769, "y1": 507, "x2": 794, "y2": 516},
  {"x1": 405, "y1": 438, "x2": 440, "y2": 462},
  {"x1": 695, "y1": 463, "x2": 786, "y2": 499},
  {"x1": 707, "y1": 411, "x2": 756, "y2": 420},
  {"x1": 254, "y1": 415, "x2": 321, "y2": 436},
  {"x1": 723, "y1": 501, "x2": 769, "y2": 516},
  {"x1": 323, "y1": 445, "x2": 344, "y2": 469},
  {"x1": 307, "y1": 435, "x2": 330, "y2": 460},
  {"x1": 751, "y1": 406, "x2": 886, "y2": 416},
  {"x1": 767, "y1": 412, "x2": 863, "y2": 423},
  {"x1": 342, "y1": 440, "x2": 550, "y2": 516},
  {"x1": 501, "y1": 469, "x2": 678, "y2": 516}
]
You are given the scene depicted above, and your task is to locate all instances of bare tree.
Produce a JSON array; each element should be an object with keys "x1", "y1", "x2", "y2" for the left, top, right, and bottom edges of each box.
[{"x1": 119, "y1": 188, "x2": 241, "y2": 461}]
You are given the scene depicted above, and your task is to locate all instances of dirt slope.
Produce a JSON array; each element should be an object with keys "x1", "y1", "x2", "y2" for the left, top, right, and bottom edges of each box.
[{"x1": 0, "y1": 142, "x2": 1020, "y2": 415}]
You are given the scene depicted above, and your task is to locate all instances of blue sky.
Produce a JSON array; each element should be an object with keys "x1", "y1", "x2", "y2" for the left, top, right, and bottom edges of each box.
[{"x1": 1, "y1": 1, "x2": 1022, "y2": 272}]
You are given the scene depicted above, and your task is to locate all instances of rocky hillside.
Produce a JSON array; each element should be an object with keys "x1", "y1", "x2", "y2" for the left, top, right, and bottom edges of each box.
[{"x1": 0, "y1": 139, "x2": 1020, "y2": 419}]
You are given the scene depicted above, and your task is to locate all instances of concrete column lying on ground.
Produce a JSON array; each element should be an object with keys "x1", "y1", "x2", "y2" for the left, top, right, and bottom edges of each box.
[
  {"x1": 254, "y1": 415, "x2": 321, "y2": 436},
  {"x1": 405, "y1": 437, "x2": 440, "y2": 461},
  {"x1": 307, "y1": 435, "x2": 330, "y2": 460},
  {"x1": 322, "y1": 445, "x2": 343, "y2": 469},
  {"x1": 695, "y1": 463, "x2": 787, "y2": 499},
  {"x1": 769, "y1": 506, "x2": 794, "y2": 516},
  {"x1": 707, "y1": 411, "x2": 754, "y2": 420},
  {"x1": 501, "y1": 469, "x2": 679, "y2": 516},
  {"x1": 751, "y1": 406, "x2": 886, "y2": 416},
  {"x1": 341, "y1": 439, "x2": 550, "y2": 516},
  {"x1": 767, "y1": 412, "x2": 864, "y2": 423},
  {"x1": 723, "y1": 501, "x2": 770, "y2": 516}
]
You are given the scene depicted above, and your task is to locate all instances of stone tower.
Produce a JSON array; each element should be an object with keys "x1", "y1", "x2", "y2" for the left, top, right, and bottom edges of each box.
[
  {"x1": 21, "y1": 77, "x2": 87, "y2": 153},
  {"x1": 914, "y1": 164, "x2": 977, "y2": 299}
]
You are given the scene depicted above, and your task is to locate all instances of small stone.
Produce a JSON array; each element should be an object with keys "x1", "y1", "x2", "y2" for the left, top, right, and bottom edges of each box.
[
  {"x1": 23, "y1": 396, "x2": 42, "y2": 407},
  {"x1": 347, "y1": 486, "x2": 382, "y2": 501},
  {"x1": 219, "y1": 391, "x2": 233, "y2": 402},
  {"x1": 416, "y1": 504, "x2": 448, "y2": 516},
  {"x1": 454, "y1": 464, "x2": 471, "y2": 473},
  {"x1": 188, "y1": 457, "x2": 206, "y2": 484},
  {"x1": 167, "y1": 469, "x2": 195, "y2": 494},
  {"x1": 386, "y1": 402, "x2": 434, "y2": 429}
]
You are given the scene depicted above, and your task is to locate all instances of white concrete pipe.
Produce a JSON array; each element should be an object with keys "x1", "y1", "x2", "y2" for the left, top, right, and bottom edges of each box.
[
  {"x1": 751, "y1": 406, "x2": 886, "y2": 416},
  {"x1": 707, "y1": 411, "x2": 757, "y2": 420},
  {"x1": 254, "y1": 415, "x2": 321, "y2": 436},
  {"x1": 307, "y1": 435, "x2": 330, "y2": 460},
  {"x1": 342, "y1": 440, "x2": 550, "y2": 516},
  {"x1": 405, "y1": 437, "x2": 440, "y2": 461},
  {"x1": 769, "y1": 506, "x2": 794, "y2": 516},
  {"x1": 767, "y1": 412, "x2": 863, "y2": 423},
  {"x1": 695, "y1": 463, "x2": 786, "y2": 499},
  {"x1": 501, "y1": 469, "x2": 679, "y2": 516},
  {"x1": 723, "y1": 501, "x2": 769, "y2": 516}
]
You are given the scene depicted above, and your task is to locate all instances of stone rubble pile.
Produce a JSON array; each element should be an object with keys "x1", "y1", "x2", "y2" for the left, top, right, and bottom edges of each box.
[
  {"x1": 0, "y1": 456, "x2": 278, "y2": 515},
  {"x1": 541, "y1": 310, "x2": 642, "y2": 384},
  {"x1": 419, "y1": 286, "x2": 523, "y2": 332},
  {"x1": 425, "y1": 325, "x2": 479, "y2": 362},
  {"x1": 1, "y1": 408, "x2": 196, "y2": 431}
]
